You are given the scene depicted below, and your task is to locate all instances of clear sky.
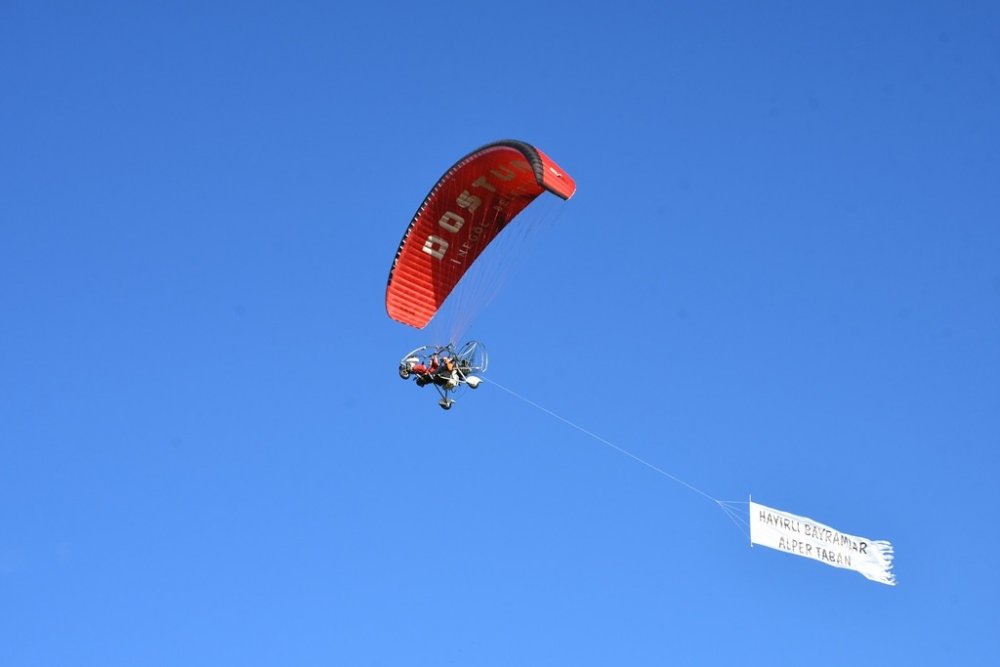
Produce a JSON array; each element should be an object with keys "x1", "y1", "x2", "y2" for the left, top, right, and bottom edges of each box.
[{"x1": 2, "y1": 1, "x2": 998, "y2": 664}]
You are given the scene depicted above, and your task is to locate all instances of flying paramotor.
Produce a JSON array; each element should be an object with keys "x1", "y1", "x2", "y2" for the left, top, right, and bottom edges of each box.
[{"x1": 386, "y1": 139, "x2": 575, "y2": 409}]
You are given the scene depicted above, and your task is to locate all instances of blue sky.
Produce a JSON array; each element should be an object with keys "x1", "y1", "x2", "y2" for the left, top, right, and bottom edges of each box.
[{"x1": 2, "y1": 1, "x2": 998, "y2": 664}]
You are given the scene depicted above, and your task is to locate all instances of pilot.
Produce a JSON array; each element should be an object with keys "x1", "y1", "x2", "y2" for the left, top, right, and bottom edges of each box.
[{"x1": 435, "y1": 356, "x2": 459, "y2": 390}]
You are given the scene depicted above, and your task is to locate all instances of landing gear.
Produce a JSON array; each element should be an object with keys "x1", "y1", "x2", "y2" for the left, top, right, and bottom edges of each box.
[{"x1": 439, "y1": 398, "x2": 454, "y2": 410}]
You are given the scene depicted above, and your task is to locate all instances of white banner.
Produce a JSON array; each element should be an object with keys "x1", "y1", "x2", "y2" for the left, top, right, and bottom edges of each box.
[{"x1": 749, "y1": 500, "x2": 895, "y2": 586}]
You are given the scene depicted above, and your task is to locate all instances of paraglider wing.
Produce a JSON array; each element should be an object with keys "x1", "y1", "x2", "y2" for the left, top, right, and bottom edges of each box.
[{"x1": 385, "y1": 140, "x2": 576, "y2": 329}]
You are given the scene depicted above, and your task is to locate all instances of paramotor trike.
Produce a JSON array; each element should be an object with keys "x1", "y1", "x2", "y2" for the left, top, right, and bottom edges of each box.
[{"x1": 398, "y1": 341, "x2": 488, "y2": 410}]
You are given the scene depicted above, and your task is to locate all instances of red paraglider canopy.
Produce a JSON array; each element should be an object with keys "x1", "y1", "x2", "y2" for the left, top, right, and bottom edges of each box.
[{"x1": 386, "y1": 140, "x2": 576, "y2": 329}]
